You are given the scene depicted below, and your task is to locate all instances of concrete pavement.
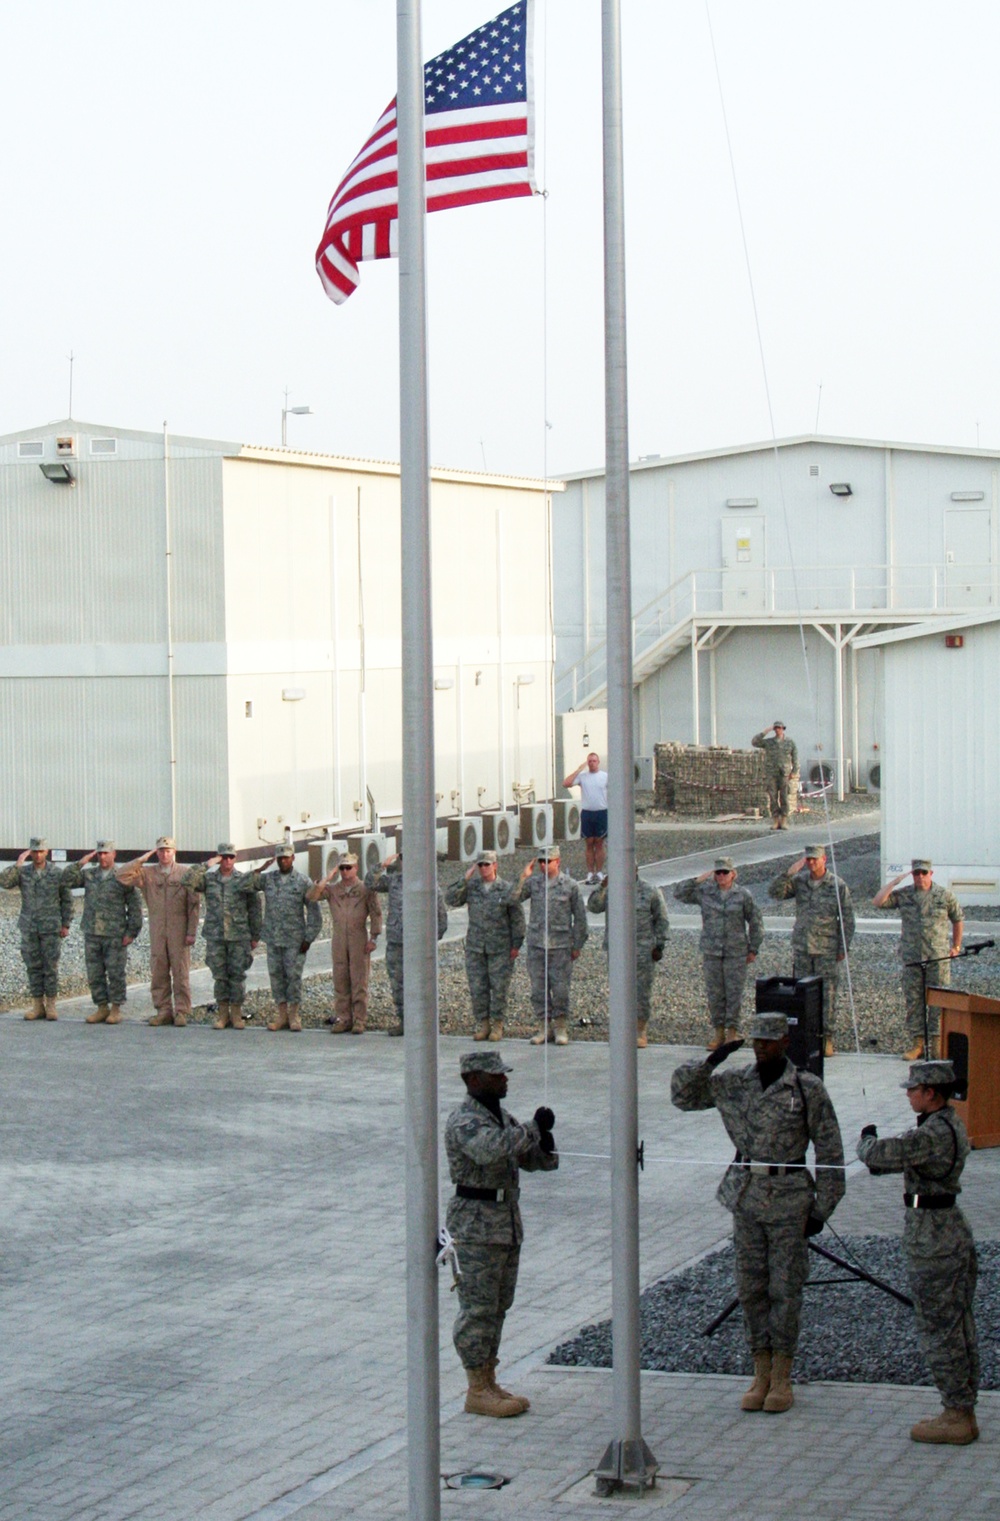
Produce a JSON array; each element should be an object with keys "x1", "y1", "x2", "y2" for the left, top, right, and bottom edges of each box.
[{"x1": 1, "y1": 1017, "x2": 997, "y2": 1521}]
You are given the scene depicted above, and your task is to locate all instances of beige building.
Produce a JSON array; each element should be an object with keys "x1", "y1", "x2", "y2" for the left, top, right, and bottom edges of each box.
[{"x1": 0, "y1": 420, "x2": 556, "y2": 853}]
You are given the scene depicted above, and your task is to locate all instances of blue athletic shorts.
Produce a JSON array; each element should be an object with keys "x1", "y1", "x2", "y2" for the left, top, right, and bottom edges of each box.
[{"x1": 581, "y1": 809, "x2": 608, "y2": 839}]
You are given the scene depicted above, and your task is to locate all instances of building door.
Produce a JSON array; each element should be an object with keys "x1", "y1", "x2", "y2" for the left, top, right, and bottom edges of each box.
[
  {"x1": 944, "y1": 508, "x2": 991, "y2": 608},
  {"x1": 721, "y1": 517, "x2": 766, "y2": 613}
]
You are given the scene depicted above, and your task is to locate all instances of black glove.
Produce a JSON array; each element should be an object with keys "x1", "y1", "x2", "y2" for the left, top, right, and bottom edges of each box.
[
  {"x1": 534, "y1": 1106, "x2": 555, "y2": 1133},
  {"x1": 651, "y1": 946, "x2": 663, "y2": 961},
  {"x1": 299, "y1": 940, "x2": 310, "y2": 955},
  {"x1": 706, "y1": 1038, "x2": 744, "y2": 1069},
  {"x1": 538, "y1": 1130, "x2": 556, "y2": 1155},
  {"x1": 804, "y1": 1214, "x2": 825, "y2": 1238},
  {"x1": 860, "y1": 1124, "x2": 877, "y2": 1139}
]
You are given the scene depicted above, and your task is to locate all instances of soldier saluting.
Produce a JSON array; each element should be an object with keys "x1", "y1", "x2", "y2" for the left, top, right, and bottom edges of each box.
[
  {"x1": 674, "y1": 857, "x2": 763, "y2": 1050},
  {"x1": 242, "y1": 844, "x2": 322, "y2": 1033},
  {"x1": 872, "y1": 859, "x2": 963, "y2": 1061},
  {"x1": 0, "y1": 838, "x2": 73, "y2": 1021},
  {"x1": 751, "y1": 722, "x2": 798, "y2": 831},
  {"x1": 769, "y1": 844, "x2": 855, "y2": 1058},
  {"x1": 445, "y1": 850, "x2": 525, "y2": 1043},
  {"x1": 587, "y1": 868, "x2": 669, "y2": 1048},
  {"x1": 62, "y1": 842, "x2": 143, "y2": 1025},
  {"x1": 515, "y1": 845, "x2": 588, "y2": 1046}
]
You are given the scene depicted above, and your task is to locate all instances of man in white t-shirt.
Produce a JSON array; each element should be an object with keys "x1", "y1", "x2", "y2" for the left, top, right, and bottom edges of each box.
[{"x1": 563, "y1": 752, "x2": 609, "y2": 884}]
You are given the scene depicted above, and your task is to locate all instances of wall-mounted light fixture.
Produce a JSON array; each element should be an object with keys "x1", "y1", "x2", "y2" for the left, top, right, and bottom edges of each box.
[
  {"x1": 39, "y1": 461, "x2": 75, "y2": 485},
  {"x1": 434, "y1": 677, "x2": 454, "y2": 690},
  {"x1": 281, "y1": 687, "x2": 306, "y2": 701},
  {"x1": 515, "y1": 673, "x2": 535, "y2": 685},
  {"x1": 829, "y1": 482, "x2": 853, "y2": 498},
  {"x1": 950, "y1": 490, "x2": 985, "y2": 502},
  {"x1": 726, "y1": 497, "x2": 758, "y2": 509}
]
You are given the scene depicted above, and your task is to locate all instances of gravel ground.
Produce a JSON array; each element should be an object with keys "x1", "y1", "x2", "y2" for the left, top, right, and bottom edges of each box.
[{"x1": 548, "y1": 1235, "x2": 1000, "y2": 1389}]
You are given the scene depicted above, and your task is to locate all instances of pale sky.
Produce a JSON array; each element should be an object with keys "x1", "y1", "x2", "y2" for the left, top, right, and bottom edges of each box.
[{"x1": 5, "y1": 1, "x2": 1000, "y2": 478}]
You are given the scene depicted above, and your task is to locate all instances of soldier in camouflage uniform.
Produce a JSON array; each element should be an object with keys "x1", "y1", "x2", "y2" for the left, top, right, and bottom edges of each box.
[
  {"x1": 672, "y1": 1011, "x2": 845, "y2": 1414},
  {"x1": 769, "y1": 844, "x2": 855, "y2": 1057},
  {"x1": 515, "y1": 845, "x2": 588, "y2": 1046},
  {"x1": 242, "y1": 844, "x2": 322, "y2": 1033},
  {"x1": 446, "y1": 851, "x2": 525, "y2": 1043},
  {"x1": 183, "y1": 845, "x2": 262, "y2": 1029},
  {"x1": 674, "y1": 856, "x2": 764, "y2": 1050},
  {"x1": 445, "y1": 1049, "x2": 559, "y2": 1417},
  {"x1": 366, "y1": 853, "x2": 448, "y2": 1035},
  {"x1": 61, "y1": 842, "x2": 143, "y2": 1025},
  {"x1": 0, "y1": 837, "x2": 74, "y2": 1021},
  {"x1": 872, "y1": 859, "x2": 963, "y2": 1060},
  {"x1": 858, "y1": 1060, "x2": 979, "y2": 1446},
  {"x1": 587, "y1": 869, "x2": 669, "y2": 1047},
  {"x1": 751, "y1": 722, "x2": 799, "y2": 830}
]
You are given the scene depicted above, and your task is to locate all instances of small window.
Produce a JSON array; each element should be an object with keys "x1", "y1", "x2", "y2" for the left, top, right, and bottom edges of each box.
[
  {"x1": 809, "y1": 465, "x2": 819, "y2": 477},
  {"x1": 18, "y1": 440, "x2": 44, "y2": 458},
  {"x1": 89, "y1": 437, "x2": 117, "y2": 455}
]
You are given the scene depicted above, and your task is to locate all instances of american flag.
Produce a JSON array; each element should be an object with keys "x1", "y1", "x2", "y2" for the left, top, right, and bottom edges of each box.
[{"x1": 315, "y1": 3, "x2": 535, "y2": 305}]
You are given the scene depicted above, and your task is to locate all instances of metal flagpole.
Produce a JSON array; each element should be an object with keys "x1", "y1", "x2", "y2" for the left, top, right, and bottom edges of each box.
[
  {"x1": 593, "y1": 0, "x2": 658, "y2": 1495},
  {"x1": 396, "y1": 5, "x2": 441, "y2": 1520}
]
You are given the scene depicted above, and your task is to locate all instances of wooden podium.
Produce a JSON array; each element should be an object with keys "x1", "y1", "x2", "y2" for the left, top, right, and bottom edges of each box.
[{"x1": 926, "y1": 988, "x2": 1000, "y2": 1148}]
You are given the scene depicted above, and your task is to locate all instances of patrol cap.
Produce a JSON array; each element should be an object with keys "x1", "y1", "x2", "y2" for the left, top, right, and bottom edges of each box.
[
  {"x1": 460, "y1": 1050, "x2": 513, "y2": 1076},
  {"x1": 217, "y1": 842, "x2": 237, "y2": 856},
  {"x1": 749, "y1": 1011, "x2": 789, "y2": 1041},
  {"x1": 773, "y1": 720, "x2": 786, "y2": 729},
  {"x1": 156, "y1": 835, "x2": 175, "y2": 849},
  {"x1": 275, "y1": 844, "x2": 295, "y2": 859},
  {"x1": 477, "y1": 850, "x2": 498, "y2": 866},
  {"x1": 911, "y1": 858, "x2": 933, "y2": 872},
  {"x1": 714, "y1": 856, "x2": 735, "y2": 872},
  {"x1": 28, "y1": 837, "x2": 48, "y2": 850},
  {"x1": 902, "y1": 1059, "x2": 956, "y2": 1090},
  {"x1": 339, "y1": 852, "x2": 359, "y2": 867},
  {"x1": 804, "y1": 844, "x2": 826, "y2": 860},
  {"x1": 536, "y1": 844, "x2": 561, "y2": 861},
  {"x1": 95, "y1": 839, "x2": 115, "y2": 852}
]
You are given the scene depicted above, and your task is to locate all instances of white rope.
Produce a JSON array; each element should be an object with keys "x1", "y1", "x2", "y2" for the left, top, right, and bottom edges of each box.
[
  {"x1": 704, "y1": 1, "x2": 869, "y2": 1110},
  {"x1": 558, "y1": 1151, "x2": 858, "y2": 1171},
  {"x1": 436, "y1": 1225, "x2": 462, "y2": 1290}
]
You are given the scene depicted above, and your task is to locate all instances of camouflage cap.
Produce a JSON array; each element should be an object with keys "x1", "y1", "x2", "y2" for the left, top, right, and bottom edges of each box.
[
  {"x1": 804, "y1": 844, "x2": 826, "y2": 860},
  {"x1": 911, "y1": 858, "x2": 933, "y2": 872},
  {"x1": 275, "y1": 844, "x2": 295, "y2": 858},
  {"x1": 477, "y1": 850, "x2": 498, "y2": 865},
  {"x1": 338, "y1": 852, "x2": 359, "y2": 867},
  {"x1": 714, "y1": 857, "x2": 735, "y2": 872},
  {"x1": 460, "y1": 1050, "x2": 513, "y2": 1076},
  {"x1": 95, "y1": 839, "x2": 115, "y2": 852},
  {"x1": 28, "y1": 837, "x2": 48, "y2": 850},
  {"x1": 773, "y1": 720, "x2": 786, "y2": 729},
  {"x1": 217, "y1": 842, "x2": 237, "y2": 856},
  {"x1": 902, "y1": 1059, "x2": 956, "y2": 1090},
  {"x1": 749, "y1": 1011, "x2": 788, "y2": 1040},
  {"x1": 537, "y1": 844, "x2": 561, "y2": 861},
  {"x1": 156, "y1": 835, "x2": 175, "y2": 849}
]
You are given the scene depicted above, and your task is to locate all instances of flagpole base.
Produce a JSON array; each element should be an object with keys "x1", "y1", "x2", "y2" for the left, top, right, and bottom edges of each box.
[{"x1": 593, "y1": 1438, "x2": 659, "y2": 1496}]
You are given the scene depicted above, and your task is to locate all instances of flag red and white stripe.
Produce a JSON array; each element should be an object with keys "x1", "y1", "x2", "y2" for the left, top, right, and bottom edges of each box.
[{"x1": 316, "y1": 3, "x2": 535, "y2": 305}]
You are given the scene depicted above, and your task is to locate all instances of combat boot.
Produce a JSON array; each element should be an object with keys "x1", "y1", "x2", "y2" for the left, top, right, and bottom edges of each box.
[
  {"x1": 486, "y1": 1359, "x2": 530, "y2": 1413},
  {"x1": 488, "y1": 1021, "x2": 504, "y2": 1042},
  {"x1": 87, "y1": 1004, "x2": 110, "y2": 1024},
  {"x1": 529, "y1": 1024, "x2": 554, "y2": 1045},
  {"x1": 268, "y1": 1002, "x2": 290, "y2": 1032},
  {"x1": 330, "y1": 1017, "x2": 353, "y2": 1034},
  {"x1": 911, "y1": 1406, "x2": 979, "y2": 1445},
  {"x1": 106, "y1": 1006, "x2": 123, "y2": 1025},
  {"x1": 173, "y1": 1012, "x2": 186, "y2": 1026},
  {"x1": 44, "y1": 996, "x2": 58, "y2": 1021},
  {"x1": 636, "y1": 1019, "x2": 648, "y2": 1049},
  {"x1": 762, "y1": 1353, "x2": 794, "y2": 1413},
  {"x1": 473, "y1": 1018, "x2": 491, "y2": 1041},
  {"x1": 903, "y1": 1040, "x2": 925, "y2": 1061},
  {"x1": 740, "y1": 1351, "x2": 772, "y2": 1411},
  {"x1": 464, "y1": 1366, "x2": 523, "y2": 1418},
  {"x1": 25, "y1": 997, "x2": 45, "y2": 1021},
  {"x1": 824, "y1": 1037, "x2": 836, "y2": 1058},
  {"x1": 553, "y1": 1016, "x2": 569, "y2": 1046},
  {"x1": 287, "y1": 1005, "x2": 302, "y2": 1032},
  {"x1": 212, "y1": 1002, "x2": 231, "y2": 1030},
  {"x1": 230, "y1": 1005, "x2": 246, "y2": 1030},
  {"x1": 149, "y1": 1009, "x2": 175, "y2": 1026},
  {"x1": 724, "y1": 1026, "x2": 740, "y2": 1042},
  {"x1": 350, "y1": 1016, "x2": 367, "y2": 1034},
  {"x1": 707, "y1": 1028, "x2": 725, "y2": 1052}
]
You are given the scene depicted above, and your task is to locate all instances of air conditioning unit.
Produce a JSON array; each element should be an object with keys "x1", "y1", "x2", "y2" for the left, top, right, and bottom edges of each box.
[
  {"x1": 552, "y1": 800, "x2": 581, "y2": 841},
  {"x1": 55, "y1": 435, "x2": 77, "y2": 457},
  {"x1": 634, "y1": 755, "x2": 653, "y2": 790},
  {"x1": 481, "y1": 810, "x2": 515, "y2": 855},
  {"x1": 307, "y1": 839, "x2": 346, "y2": 879},
  {"x1": 347, "y1": 832, "x2": 390, "y2": 877},
  {"x1": 447, "y1": 816, "x2": 483, "y2": 863},
  {"x1": 518, "y1": 803, "x2": 553, "y2": 850}
]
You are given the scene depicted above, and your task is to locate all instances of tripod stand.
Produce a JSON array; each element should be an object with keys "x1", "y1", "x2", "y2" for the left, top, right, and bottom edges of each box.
[
  {"x1": 701, "y1": 1235, "x2": 912, "y2": 1337},
  {"x1": 905, "y1": 939, "x2": 995, "y2": 1055}
]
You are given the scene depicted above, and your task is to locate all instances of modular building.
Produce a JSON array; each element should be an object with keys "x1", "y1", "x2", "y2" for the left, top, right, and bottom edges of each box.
[
  {"x1": 0, "y1": 420, "x2": 556, "y2": 854},
  {"x1": 554, "y1": 436, "x2": 1000, "y2": 797},
  {"x1": 853, "y1": 612, "x2": 1000, "y2": 904}
]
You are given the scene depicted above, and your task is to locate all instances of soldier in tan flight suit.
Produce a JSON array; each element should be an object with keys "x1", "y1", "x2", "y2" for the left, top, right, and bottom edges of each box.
[
  {"x1": 117, "y1": 836, "x2": 201, "y2": 1027},
  {"x1": 308, "y1": 853, "x2": 383, "y2": 1033}
]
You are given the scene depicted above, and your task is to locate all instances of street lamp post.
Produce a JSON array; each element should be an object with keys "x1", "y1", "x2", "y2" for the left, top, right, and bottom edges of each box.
[{"x1": 281, "y1": 389, "x2": 313, "y2": 447}]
